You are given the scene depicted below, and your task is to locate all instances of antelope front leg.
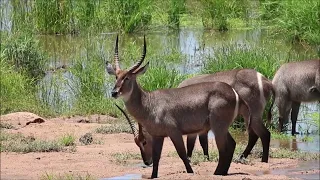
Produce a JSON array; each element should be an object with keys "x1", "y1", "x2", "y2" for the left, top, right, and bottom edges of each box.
[
  {"x1": 151, "y1": 136, "x2": 164, "y2": 179},
  {"x1": 169, "y1": 131, "x2": 194, "y2": 174}
]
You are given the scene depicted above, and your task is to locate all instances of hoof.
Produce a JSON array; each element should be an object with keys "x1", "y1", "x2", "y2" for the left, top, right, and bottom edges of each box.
[
  {"x1": 235, "y1": 157, "x2": 249, "y2": 164},
  {"x1": 186, "y1": 168, "x2": 194, "y2": 174},
  {"x1": 214, "y1": 171, "x2": 228, "y2": 176},
  {"x1": 292, "y1": 131, "x2": 299, "y2": 136}
]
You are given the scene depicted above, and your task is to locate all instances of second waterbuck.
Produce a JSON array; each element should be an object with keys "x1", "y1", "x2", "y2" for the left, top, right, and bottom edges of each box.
[
  {"x1": 106, "y1": 35, "x2": 251, "y2": 178},
  {"x1": 272, "y1": 59, "x2": 320, "y2": 135}
]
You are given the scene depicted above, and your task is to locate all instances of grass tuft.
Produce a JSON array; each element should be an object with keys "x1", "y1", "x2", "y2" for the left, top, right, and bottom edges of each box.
[
  {"x1": 95, "y1": 124, "x2": 132, "y2": 134},
  {"x1": 110, "y1": 152, "x2": 141, "y2": 165},
  {"x1": 40, "y1": 172, "x2": 95, "y2": 180},
  {"x1": 0, "y1": 132, "x2": 77, "y2": 153},
  {"x1": 58, "y1": 134, "x2": 76, "y2": 146}
]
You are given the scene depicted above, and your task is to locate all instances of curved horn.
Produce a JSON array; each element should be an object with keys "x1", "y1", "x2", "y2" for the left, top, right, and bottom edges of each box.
[
  {"x1": 114, "y1": 35, "x2": 120, "y2": 71},
  {"x1": 128, "y1": 35, "x2": 146, "y2": 72},
  {"x1": 114, "y1": 103, "x2": 138, "y2": 137}
]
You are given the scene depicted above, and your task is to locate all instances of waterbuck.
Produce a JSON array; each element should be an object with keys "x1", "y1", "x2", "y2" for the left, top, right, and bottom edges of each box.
[
  {"x1": 272, "y1": 59, "x2": 320, "y2": 135},
  {"x1": 115, "y1": 69, "x2": 274, "y2": 165},
  {"x1": 178, "y1": 68, "x2": 274, "y2": 163},
  {"x1": 106, "y1": 35, "x2": 252, "y2": 178}
]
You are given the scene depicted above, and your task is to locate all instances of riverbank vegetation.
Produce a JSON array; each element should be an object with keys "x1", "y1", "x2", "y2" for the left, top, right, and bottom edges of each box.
[
  {"x1": 2, "y1": 0, "x2": 319, "y2": 44},
  {"x1": 1, "y1": 0, "x2": 319, "y2": 133}
]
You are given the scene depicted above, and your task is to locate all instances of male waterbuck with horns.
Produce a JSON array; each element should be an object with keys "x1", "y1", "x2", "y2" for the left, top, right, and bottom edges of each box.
[
  {"x1": 179, "y1": 68, "x2": 274, "y2": 163},
  {"x1": 106, "y1": 35, "x2": 252, "y2": 178},
  {"x1": 272, "y1": 59, "x2": 320, "y2": 136},
  {"x1": 116, "y1": 69, "x2": 274, "y2": 165}
]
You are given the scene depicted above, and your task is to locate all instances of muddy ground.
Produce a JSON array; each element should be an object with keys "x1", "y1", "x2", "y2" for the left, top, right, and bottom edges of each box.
[{"x1": 0, "y1": 112, "x2": 319, "y2": 180}]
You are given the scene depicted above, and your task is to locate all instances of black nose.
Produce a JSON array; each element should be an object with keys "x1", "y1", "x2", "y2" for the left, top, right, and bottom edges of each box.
[
  {"x1": 111, "y1": 91, "x2": 117, "y2": 98},
  {"x1": 144, "y1": 160, "x2": 153, "y2": 166}
]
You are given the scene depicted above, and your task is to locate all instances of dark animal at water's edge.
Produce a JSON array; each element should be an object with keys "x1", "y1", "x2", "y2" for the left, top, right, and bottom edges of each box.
[
  {"x1": 179, "y1": 68, "x2": 274, "y2": 163},
  {"x1": 106, "y1": 35, "x2": 252, "y2": 178},
  {"x1": 272, "y1": 59, "x2": 320, "y2": 136}
]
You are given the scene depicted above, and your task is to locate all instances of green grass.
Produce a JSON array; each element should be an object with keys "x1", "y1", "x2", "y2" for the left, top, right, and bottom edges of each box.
[
  {"x1": 59, "y1": 134, "x2": 76, "y2": 146},
  {"x1": 139, "y1": 64, "x2": 186, "y2": 91},
  {"x1": 0, "y1": 58, "x2": 45, "y2": 115},
  {"x1": 0, "y1": 122, "x2": 14, "y2": 129},
  {"x1": 40, "y1": 172, "x2": 95, "y2": 180},
  {"x1": 202, "y1": 43, "x2": 281, "y2": 79},
  {"x1": 0, "y1": 132, "x2": 62, "y2": 153},
  {"x1": 259, "y1": 0, "x2": 320, "y2": 45},
  {"x1": 95, "y1": 124, "x2": 132, "y2": 134},
  {"x1": 0, "y1": 132, "x2": 77, "y2": 153},
  {"x1": 270, "y1": 130, "x2": 293, "y2": 140},
  {"x1": 199, "y1": 0, "x2": 249, "y2": 31},
  {"x1": 110, "y1": 152, "x2": 141, "y2": 165},
  {"x1": 2, "y1": 33, "x2": 47, "y2": 80}
]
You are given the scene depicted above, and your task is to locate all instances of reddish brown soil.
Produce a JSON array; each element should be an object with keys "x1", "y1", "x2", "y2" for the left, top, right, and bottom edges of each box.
[{"x1": 0, "y1": 112, "x2": 314, "y2": 180}]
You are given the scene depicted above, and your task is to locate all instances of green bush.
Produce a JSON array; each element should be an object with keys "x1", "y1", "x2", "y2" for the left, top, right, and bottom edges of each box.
[
  {"x1": 103, "y1": 0, "x2": 152, "y2": 33},
  {"x1": 260, "y1": 0, "x2": 320, "y2": 44},
  {"x1": 34, "y1": 0, "x2": 73, "y2": 34},
  {"x1": 200, "y1": 0, "x2": 248, "y2": 31},
  {"x1": 2, "y1": 34, "x2": 46, "y2": 81},
  {"x1": 139, "y1": 64, "x2": 186, "y2": 91},
  {"x1": 0, "y1": 59, "x2": 39, "y2": 115}
]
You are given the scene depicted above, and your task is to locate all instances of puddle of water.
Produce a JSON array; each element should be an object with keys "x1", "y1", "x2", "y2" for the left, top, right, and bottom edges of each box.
[
  {"x1": 253, "y1": 160, "x2": 320, "y2": 180},
  {"x1": 101, "y1": 174, "x2": 142, "y2": 180},
  {"x1": 208, "y1": 125, "x2": 320, "y2": 153}
]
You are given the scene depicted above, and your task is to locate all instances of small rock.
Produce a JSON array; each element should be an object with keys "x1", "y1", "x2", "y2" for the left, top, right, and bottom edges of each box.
[
  {"x1": 79, "y1": 133, "x2": 93, "y2": 145},
  {"x1": 242, "y1": 178, "x2": 252, "y2": 180}
]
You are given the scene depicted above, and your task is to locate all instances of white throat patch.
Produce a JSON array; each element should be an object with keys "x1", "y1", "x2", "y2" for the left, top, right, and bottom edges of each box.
[{"x1": 121, "y1": 85, "x2": 133, "y2": 102}]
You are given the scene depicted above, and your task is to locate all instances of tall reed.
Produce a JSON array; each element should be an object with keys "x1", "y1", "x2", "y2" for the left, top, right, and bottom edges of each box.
[
  {"x1": 2, "y1": 33, "x2": 46, "y2": 81},
  {"x1": 260, "y1": 0, "x2": 320, "y2": 45},
  {"x1": 103, "y1": 0, "x2": 152, "y2": 33},
  {"x1": 0, "y1": 59, "x2": 39, "y2": 115},
  {"x1": 34, "y1": 0, "x2": 72, "y2": 34},
  {"x1": 167, "y1": 0, "x2": 186, "y2": 28},
  {"x1": 200, "y1": 0, "x2": 248, "y2": 31}
]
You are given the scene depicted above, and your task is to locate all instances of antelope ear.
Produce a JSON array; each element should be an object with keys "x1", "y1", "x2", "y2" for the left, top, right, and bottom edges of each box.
[
  {"x1": 133, "y1": 62, "x2": 149, "y2": 75},
  {"x1": 106, "y1": 62, "x2": 116, "y2": 75}
]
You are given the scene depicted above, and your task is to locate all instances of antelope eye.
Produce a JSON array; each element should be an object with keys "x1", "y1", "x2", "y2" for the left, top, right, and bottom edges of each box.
[{"x1": 142, "y1": 140, "x2": 147, "y2": 146}]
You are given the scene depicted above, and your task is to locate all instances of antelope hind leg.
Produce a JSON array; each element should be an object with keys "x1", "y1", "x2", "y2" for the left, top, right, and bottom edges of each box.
[
  {"x1": 251, "y1": 119, "x2": 270, "y2": 162},
  {"x1": 214, "y1": 132, "x2": 236, "y2": 175},
  {"x1": 169, "y1": 131, "x2": 194, "y2": 174}
]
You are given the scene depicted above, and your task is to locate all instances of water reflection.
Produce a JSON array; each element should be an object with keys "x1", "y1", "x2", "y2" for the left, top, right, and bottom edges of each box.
[
  {"x1": 254, "y1": 160, "x2": 320, "y2": 180},
  {"x1": 102, "y1": 174, "x2": 142, "y2": 180},
  {"x1": 208, "y1": 129, "x2": 320, "y2": 153}
]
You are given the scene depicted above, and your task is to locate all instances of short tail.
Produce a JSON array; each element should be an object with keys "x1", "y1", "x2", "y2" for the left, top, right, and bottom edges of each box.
[{"x1": 240, "y1": 97, "x2": 252, "y2": 129}]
